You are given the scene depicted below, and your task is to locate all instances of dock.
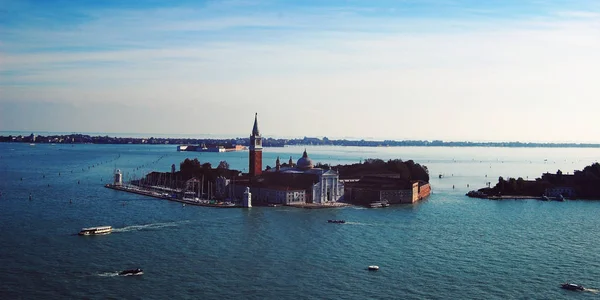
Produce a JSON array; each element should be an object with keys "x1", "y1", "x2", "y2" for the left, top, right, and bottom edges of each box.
[
  {"x1": 105, "y1": 184, "x2": 240, "y2": 208},
  {"x1": 486, "y1": 196, "x2": 544, "y2": 200},
  {"x1": 286, "y1": 203, "x2": 352, "y2": 209}
]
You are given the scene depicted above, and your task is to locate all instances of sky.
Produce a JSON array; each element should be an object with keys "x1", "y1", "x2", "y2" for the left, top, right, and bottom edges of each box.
[{"x1": 1, "y1": 0, "x2": 600, "y2": 142}]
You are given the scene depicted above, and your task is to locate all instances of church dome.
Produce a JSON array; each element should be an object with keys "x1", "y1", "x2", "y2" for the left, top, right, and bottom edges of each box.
[{"x1": 296, "y1": 150, "x2": 314, "y2": 170}]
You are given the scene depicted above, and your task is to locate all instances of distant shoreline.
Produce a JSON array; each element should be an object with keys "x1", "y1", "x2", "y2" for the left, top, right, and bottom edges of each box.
[{"x1": 2, "y1": 134, "x2": 600, "y2": 148}]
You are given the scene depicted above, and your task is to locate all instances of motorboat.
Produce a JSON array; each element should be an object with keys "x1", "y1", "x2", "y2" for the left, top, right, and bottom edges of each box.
[
  {"x1": 561, "y1": 283, "x2": 584, "y2": 291},
  {"x1": 327, "y1": 220, "x2": 346, "y2": 224},
  {"x1": 369, "y1": 202, "x2": 383, "y2": 208},
  {"x1": 119, "y1": 268, "x2": 144, "y2": 276},
  {"x1": 78, "y1": 226, "x2": 112, "y2": 236},
  {"x1": 368, "y1": 265, "x2": 379, "y2": 271}
]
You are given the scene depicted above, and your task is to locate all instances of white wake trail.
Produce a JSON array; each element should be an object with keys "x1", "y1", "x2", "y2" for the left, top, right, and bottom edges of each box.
[
  {"x1": 97, "y1": 272, "x2": 119, "y2": 277},
  {"x1": 112, "y1": 220, "x2": 189, "y2": 233}
]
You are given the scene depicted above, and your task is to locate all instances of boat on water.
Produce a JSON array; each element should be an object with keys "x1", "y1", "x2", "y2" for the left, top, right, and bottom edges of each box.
[
  {"x1": 561, "y1": 283, "x2": 584, "y2": 291},
  {"x1": 119, "y1": 268, "x2": 143, "y2": 276},
  {"x1": 369, "y1": 202, "x2": 383, "y2": 208},
  {"x1": 327, "y1": 220, "x2": 345, "y2": 224},
  {"x1": 368, "y1": 265, "x2": 379, "y2": 271},
  {"x1": 556, "y1": 194, "x2": 565, "y2": 202},
  {"x1": 78, "y1": 226, "x2": 112, "y2": 236}
]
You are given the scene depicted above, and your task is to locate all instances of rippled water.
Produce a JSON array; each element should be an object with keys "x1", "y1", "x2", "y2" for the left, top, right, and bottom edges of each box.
[{"x1": 1, "y1": 143, "x2": 600, "y2": 299}]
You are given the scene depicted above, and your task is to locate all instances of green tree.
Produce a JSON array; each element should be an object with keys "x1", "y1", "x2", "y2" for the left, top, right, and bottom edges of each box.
[
  {"x1": 516, "y1": 177, "x2": 525, "y2": 192},
  {"x1": 217, "y1": 161, "x2": 230, "y2": 169}
]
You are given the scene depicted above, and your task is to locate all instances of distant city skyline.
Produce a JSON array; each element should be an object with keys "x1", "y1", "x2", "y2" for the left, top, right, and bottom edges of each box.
[{"x1": 1, "y1": 0, "x2": 600, "y2": 143}]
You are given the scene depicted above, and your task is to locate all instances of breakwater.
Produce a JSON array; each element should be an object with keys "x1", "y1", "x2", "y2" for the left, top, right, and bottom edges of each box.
[{"x1": 105, "y1": 184, "x2": 239, "y2": 208}]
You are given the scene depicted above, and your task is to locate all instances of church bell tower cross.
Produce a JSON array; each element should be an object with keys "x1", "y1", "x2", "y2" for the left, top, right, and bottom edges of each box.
[{"x1": 249, "y1": 113, "x2": 263, "y2": 177}]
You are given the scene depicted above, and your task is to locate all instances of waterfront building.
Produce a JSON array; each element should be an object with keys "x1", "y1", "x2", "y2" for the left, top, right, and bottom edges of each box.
[
  {"x1": 344, "y1": 176, "x2": 430, "y2": 205},
  {"x1": 251, "y1": 186, "x2": 306, "y2": 205},
  {"x1": 545, "y1": 186, "x2": 575, "y2": 198}
]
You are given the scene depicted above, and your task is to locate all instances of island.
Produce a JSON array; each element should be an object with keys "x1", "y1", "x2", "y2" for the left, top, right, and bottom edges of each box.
[
  {"x1": 106, "y1": 155, "x2": 431, "y2": 208},
  {"x1": 104, "y1": 114, "x2": 431, "y2": 208},
  {"x1": 467, "y1": 163, "x2": 600, "y2": 200}
]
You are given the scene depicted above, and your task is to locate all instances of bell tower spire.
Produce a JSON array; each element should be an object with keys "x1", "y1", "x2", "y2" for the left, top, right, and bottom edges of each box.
[
  {"x1": 252, "y1": 113, "x2": 260, "y2": 136},
  {"x1": 249, "y1": 113, "x2": 263, "y2": 177}
]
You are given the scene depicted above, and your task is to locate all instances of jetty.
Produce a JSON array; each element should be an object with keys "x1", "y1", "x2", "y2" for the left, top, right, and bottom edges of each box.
[
  {"x1": 466, "y1": 190, "x2": 566, "y2": 201},
  {"x1": 105, "y1": 184, "x2": 239, "y2": 208},
  {"x1": 286, "y1": 203, "x2": 352, "y2": 209}
]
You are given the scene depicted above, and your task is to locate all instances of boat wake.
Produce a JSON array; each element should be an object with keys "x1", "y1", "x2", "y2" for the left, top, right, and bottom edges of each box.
[
  {"x1": 584, "y1": 288, "x2": 599, "y2": 294},
  {"x1": 344, "y1": 221, "x2": 370, "y2": 226},
  {"x1": 113, "y1": 220, "x2": 189, "y2": 233},
  {"x1": 97, "y1": 272, "x2": 120, "y2": 277}
]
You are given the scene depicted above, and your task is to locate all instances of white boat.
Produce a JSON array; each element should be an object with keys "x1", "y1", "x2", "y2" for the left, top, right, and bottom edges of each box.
[
  {"x1": 119, "y1": 268, "x2": 143, "y2": 276},
  {"x1": 78, "y1": 226, "x2": 112, "y2": 236},
  {"x1": 368, "y1": 265, "x2": 379, "y2": 271},
  {"x1": 369, "y1": 202, "x2": 383, "y2": 208}
]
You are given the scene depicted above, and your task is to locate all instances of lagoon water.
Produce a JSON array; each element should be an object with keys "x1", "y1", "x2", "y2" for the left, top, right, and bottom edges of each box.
[{"x1": 1, "y1": 143, "x2": 600, "y2": 299}]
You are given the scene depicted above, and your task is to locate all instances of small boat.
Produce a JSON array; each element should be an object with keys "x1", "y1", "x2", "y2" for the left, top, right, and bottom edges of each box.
[
  {"x1": 119, "y1": 268, "x2": 143, "y2": 276},
  {"x1": 561, "y1": 283, "x2": 584, "y2": 291},
  {"x1": 327, "y1": 220, "x2": 346, "y2": 224},
  {"x1": 369, "y1": 202, "x2": 383, "y2": 208},
  {"x1": 368, "y1": 265, "x2": 379, "y2": 271},
  {"x1": 556, "y1": 194, "x2": 565, "y2": 202},
  {"x1": 541, "y1": 196, "x2": 550, "y2": 201},
  {"x1": 78, "y1": 226, "x2": 112, "y2": 236}
]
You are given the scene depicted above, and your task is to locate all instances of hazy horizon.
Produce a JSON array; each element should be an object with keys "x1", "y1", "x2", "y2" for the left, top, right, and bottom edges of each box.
[
  {"x1": 3, "y1": 130, "x2": 600, "y2": 145},
  {"x1": 2, "y1": 1, "x2": 600, "y2": 143}
]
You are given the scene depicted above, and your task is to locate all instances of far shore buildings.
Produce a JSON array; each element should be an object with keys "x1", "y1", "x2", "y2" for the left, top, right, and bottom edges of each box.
[{"x1": 217, "y1": 113, "x2": 430, "y2": 206}]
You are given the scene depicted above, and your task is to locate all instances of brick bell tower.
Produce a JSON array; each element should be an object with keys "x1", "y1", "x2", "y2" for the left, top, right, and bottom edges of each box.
[{"x1": 249, "y1": 113, "x2": 263, "y2": 177}]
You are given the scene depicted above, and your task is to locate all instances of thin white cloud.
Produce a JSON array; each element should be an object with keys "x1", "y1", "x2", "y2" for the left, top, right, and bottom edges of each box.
[{"x1": 554, "y1": 10, "x2": 600, "y2": 18}]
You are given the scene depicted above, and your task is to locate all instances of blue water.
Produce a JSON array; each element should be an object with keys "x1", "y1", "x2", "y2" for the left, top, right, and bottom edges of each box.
[{"x1": 1, "y1": 143, "x2": 600, "y2": 299}]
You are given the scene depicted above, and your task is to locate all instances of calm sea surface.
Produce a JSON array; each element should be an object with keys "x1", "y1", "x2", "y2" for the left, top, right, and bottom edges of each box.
[{"x1": 1, "y1": 143, "x2": 600, "y2": 299}]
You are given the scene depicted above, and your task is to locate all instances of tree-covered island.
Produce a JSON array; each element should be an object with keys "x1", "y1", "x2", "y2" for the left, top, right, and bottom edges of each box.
[{"x1": 467, "y1": 163, "x2": 600, "y2": 200}]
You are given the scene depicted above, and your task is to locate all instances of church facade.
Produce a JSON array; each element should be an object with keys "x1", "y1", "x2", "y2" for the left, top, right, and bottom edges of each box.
[{"x1": 265, "y1": 151, "x2": 344, "y2": 204}]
